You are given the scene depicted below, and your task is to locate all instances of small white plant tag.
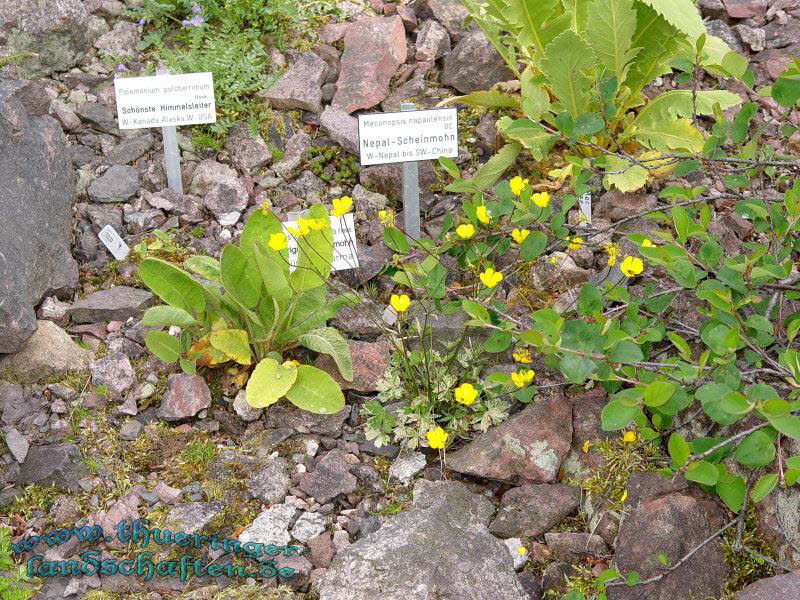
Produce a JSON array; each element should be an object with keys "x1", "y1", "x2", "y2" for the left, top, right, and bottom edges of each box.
[
  {"x1": 579, "y1": 191, "x2": 592, "y2": 224},
  {"x1": 98, "y1": 225, "x2": 130, "y2": 260}
]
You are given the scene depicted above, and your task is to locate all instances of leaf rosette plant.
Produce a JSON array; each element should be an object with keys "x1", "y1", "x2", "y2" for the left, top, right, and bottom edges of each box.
[{"x1": 139, "y1": 204, "x2": 358, "y2": 414}]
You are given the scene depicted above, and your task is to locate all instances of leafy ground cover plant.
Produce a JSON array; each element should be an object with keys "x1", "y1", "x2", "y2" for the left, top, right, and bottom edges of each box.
[
  {"x1": 139, "y1": 204, "x2": 357, "y2": 414},
  {"x1": 0, "y1": 527, "x2": 32, "y2": 600},
  {"x1": 449, "y1": 0, "x2": 747, "y2": 192}
]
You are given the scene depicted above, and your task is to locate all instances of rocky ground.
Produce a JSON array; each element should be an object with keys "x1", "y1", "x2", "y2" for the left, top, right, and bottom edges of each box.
[{"x1": 1, "y1": 0, "x2": 800, "y2": 599}]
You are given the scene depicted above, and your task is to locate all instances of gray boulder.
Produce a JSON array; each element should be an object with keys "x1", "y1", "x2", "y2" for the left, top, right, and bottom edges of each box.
[
  {"x1": 67, "y1": 286, "x2": 153, "y2": 324},
  {"x1": 0, "y1": 321, "x2": 92, "y2": 383},
  {"x1": 735, "y1": 572, "x2": 800, "y2": 600},
  {"x1": 87, "y1": 165, "x2": 141, "y2": 202},
  {"x1": 260, "y1": 51, "x2": 327, "y2": 113},
  {"x1": 0, "y1": 0, "x2": 93, "y2": 77},
  {"x1": 318, "y1": 479, "x2": 529, "y2": 599},
  {"x1": 0, "y1": 80, "x2": 77, "y2": 353},
  {"x1": 17, "y1": 444, "x2": 89, "y2": 493},
  {"x1": 442, "y1": 29, "x2": 514, "y2": 94}
]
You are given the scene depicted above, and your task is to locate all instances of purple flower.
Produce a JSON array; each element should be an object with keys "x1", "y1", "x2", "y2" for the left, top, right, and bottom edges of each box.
[
  {"x1": 116, "y1": 64, "x2": 126, "y2": 72},
  {"x1": 181, "y1": 19, "x2": 189, "y2": 26},
  {"x1": 190, "y1": 15, "x2": 204, "y2": 26},
  {"x1": 192, "y1": 4, "x2": 202, "y2": 13},
  {"x1": 138, "y1": 18, "x2": 145, "y2": 25}
]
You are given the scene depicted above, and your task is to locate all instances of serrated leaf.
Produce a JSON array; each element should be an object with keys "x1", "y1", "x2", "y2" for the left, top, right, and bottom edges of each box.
[
  {"x1": 144, "y1": 330, "x2": 182, "y2": 363},
  {"x1": 499, "y1": 118, "x2": 557, "y2": 160},
  {"x1": 505, "y1": 0, "x2": 569, "y2": 53},
  {"x1": 446, "y1": 142, "x2": 521, "y2": 192},
  {"x1": 209, "y1": 329, "x2": 252, "y2": 366},
  {"x1": 298, "y1": 327, "x2": 353, "y2": 381},
  {"x1": 539, "y1": 30, "x2": 595, "y2": 117},
  {"x1": 284, "y1": 365, "x2": 345, "y2": 415},
  {"x1": 626, "y1": 3, "x2": 679, "y2": 99},
  {"x1": 631, "y1": 90, "x2": 742, "y2": 131},
  {"x1": 586, "y1": 0, "x2": 639, "y2": 84},
  {"x1": 603, "y1": 155, "x2": 648, "y2": 192},
  {"x1": 441, "y1": 90, "x2": 521, "y2": 109},
  {"x1": 637, "y1": 0, "x2": 704, "y2": 39},
  {"x1": 634, "y1": 117, "x2": 705, "y2": 153},
  {"x1": 246, "y1": 358, "x2": 298, "y2": 408}
]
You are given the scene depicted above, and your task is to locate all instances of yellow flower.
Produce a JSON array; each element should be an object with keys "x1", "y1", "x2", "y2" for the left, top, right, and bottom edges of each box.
[
  {"x1": 619, "y1": 489, "x2": 628, "y2": 503},
  {"x1": 620, "y1": 255, "x2": 644, "y2": 277},
  {"x1": 582, "y1": 440, "x2": 590, "y2": 453},
  {"x1": 287, "y1": 218, "x2": 311, "y2": 237},
  {"x1": 567, "y1": 237, "x2": 583, "y2": 251},
  {"x1": 548, "y1": 255, "x2": 559, "y2": 265},
  {"x1": 479, "y1": 268, "x2": 503, "y2": 288},
  {"x1": 282, "y1": 360, "x2": 301, "y2": 367},
  {"x1": 511, "y1": 369, "x2": 535, "y2": 387},
  {"x1": 454, "y1": 382, "x2": 478, "y2": 405},
  {"x1": 604, "y1": 243, "x2": 619, "y2": 267},
  {"x1": 476, "y1": 205, "x2": 491, "y2": 224},
  {"x1": 307, "y1": 218, "x2": 328, "y2": 231},
  {"x1": 378, "y1": 210, "x2": 395, "y2": 226},
  {"x1": 517, "y1": 546, "x2": 527, "y2": 556},
  {"x1": 456, "y1": 223, "x2": 475, "y2": 239},
  {"x1": 512, "y1": 348, "x2": 532, "y2": 363},
  {"x1": 268, "y1": 232, "x2": 288, "y2": 251},
  {"x1": 511, "y1": 228, "x2": 529, "y2": 244},
  {"x1": 509, "y1": 176, "x2": 529, "y2": 196},
  {"x1": 390, "y1": 293, "x2": 411, "y2": 313},
  {"x1": 531, "y1": 191, "x2": 550, "y2": 208},
  {"x1": 427, "y1": 426, "x2": 448, "y2": 449},
  {"x1": 331, "y1": 196, "x2": 353, "y2": 217},
  {"x1": 641, "y1": 238, "x2": 655, "y2": 248},
  {"x1": 622, "y1": 431, "x2": 637, "y2": 443}
]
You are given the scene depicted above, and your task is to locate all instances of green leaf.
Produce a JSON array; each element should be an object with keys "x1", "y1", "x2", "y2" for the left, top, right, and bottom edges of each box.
[
  {"x1": 731, "y1": 102, "x2": 758, "y2": 144},
  {"x1": 636, "y1": 0, "x2": 705, "y2": 42},
  {"x1": 685, "y1": 460, "x2": 719, "y2": 485},
  {"x1": 144, "y1": 330, "x2": 182, "y2": 364},
  {"x1": 221, "y1": 244, "x2": 261, "y2": 308},
  {"x1": 240, "y1": 207, "x2": 282, "y2": 264},
  {"x1": 442, "y1": 90, "x2": 521, "y2": 109},
  {"x1": 139, "y1": 258, "x2": 205, "y2": 315},
  {"x1": 559, "y1": 354, "x2": 595, "y2": 383},
  {"x1": 209, "y1": 329, "x2": 253, "y2": 366},
  {"x1": 603, "y1": 155, "x2": 648, "y2": 192},
  {"x1": 585, "y1": 0, "x2": 639, "y2": 84},
  {"x1": 751, "y1": 473, "x2": 778, "y2": 503},
  {"x1": 601, "y1": 399, "x2": 640, "y2": 430},
  {"x1": 284, "y1": 365, "x2": 346, "y2": 415},
  {"x1": 634, "y1": 118, "x2": 705, "y2": 153},
  {"x1": 716, "y1": 472, "x2": 745, "y2": 512},
  {"x1": 484, "y1": 330, "x2": 513, "y2": 353},
  {"x1": 279, "y1": 292, "x2": 359, "y2": 341},
  {"x1": 668, "y1": 433, "x2": 690, "y2": 467},
  {"x1": 520, "y1": 231, "x2": 547, "y2": 260},
  {"x1": 772, "y1": 65, "x2": 800, "y2": 108},
  {"x1": 297, "y1": 327, "x2": 353, "y2": 382},
  {"x1": 505, "y1": 0, "x2": 569, "y2": 53},
  {"x1": 246, "y1": 358, "x2": 298, "y2": 408},
  {"x1": 574, "y1": 112, "x2": 606, "y2": 135},
  {"x1": 644, "y1": 381, "x2": 676, "y2": 407},
  {"x1": 735, "y1": 430, "x2": 776, "y2": 467},
  {"x1": 141, "y1": 305, "x2": 197, "y2": 327},
  {"x1": 720, "y1": 391, "x2": 751, "y2": 415},
  {"x1": 766, "y1": 414, "x2": 800, "y2": 440},
  {"x1": 577, "y1": 283, "x2": 603, "y2": 316},
  {"x1": 183, "y1": 255, "x2": 221, "y2": 283},
  {"x1": 446, "y1": 142, "x2": 521, "y2": 192},
  {"x1": 251, "y1": 240, "x2": 291, "y2": 302},
  {"x1": 667, "y1": 332, "x2": 692, "y2": 360},
  {"x1": 383, "y1": 227, "x2": 410, "y2": 253},
  {"x1": 625, "y1": 572, "x2": 640, "y2": 586},
  {"x1": 539, "y1": 30, "x2": 595, "y2": 117},
  {"x1": 608, "y1": 340, "x2": 644, "y2": 364},
  {"x1": 630, "y1": 90, "x2": 742, "y2": 129},
  {"x1": 499, "y1": 119, "x2": 556, "y2": 160}
]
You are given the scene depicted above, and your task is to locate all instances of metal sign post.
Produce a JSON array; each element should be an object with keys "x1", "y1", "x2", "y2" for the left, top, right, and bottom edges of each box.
[
  {"x1": 155, "y1": 67, "x2": 183, "y2": 192},
  {"x1": 399, "y1": 102, "x2": 421, "y2": 240}
]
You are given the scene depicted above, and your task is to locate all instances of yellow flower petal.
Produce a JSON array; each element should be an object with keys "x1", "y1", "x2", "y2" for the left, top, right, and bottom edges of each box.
[
  {"x1": 456, "y1": 223, "x2": 475, "y2": 239},
  {"x1": 620, "y1": 256, "x2": 644, "y2": 277},
  {"x1": 512, "y1": 348, "x2": 532, "y2": 363},
  {"x1": 622, "y1": 431, "x2": 637, "y2": 443},
  {"x1": 567, "y1": 237, "x2": 583, "y2": 251},
  {"x1": 476, "y1": 205, "x2": 491, "y2": 224},
  {"x1": 268, "y1": 232, "x2": 288, "y2": 251},
  {"x1": 454, "y1": 382, "x2": 478, "y2": 405},
  {"x1": 511, "y1": 228, "x2": 530, "y2": 244},
  {"x1": 641, "y1": 238, "x2": 655, "y2": 248},
  {"x1": 479, "y1": 268, "x2": 503, "y2": 288},
  {"x1": 509, "y1": 176, "x2": 529, "y2": 197},
  {"x1": 332, "y1": 196, "x2": 353, "y2": 217},
  {"x1": 389, "y1": 293, "x2": 411, "y2": 313},
  {"x1": 531, "y1": 191, "x2": 550, "y2": 208},
  {"x1": 426, "y1": 426, "x2": 449, "y2": 449}
]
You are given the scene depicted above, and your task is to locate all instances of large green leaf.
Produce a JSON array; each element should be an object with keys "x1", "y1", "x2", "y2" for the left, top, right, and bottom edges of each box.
[
  {"x1": 685, "y1": 460, "x2": 719, "y2": 485},
  {"x1": 209, "y1": 329, "x2": 253, "y2": 365},
  {"x1": 139, "y1": 258, "x2": 205, "y2": 315},
  {"x1": 221, "y1": 244, "x2": 261, "y2": 308},
  {"x1": 636, "y1": 0, "x2": 703, "y2": 39},
  {"x1": 735, "y1": 430, "x2": 776, "y2": 467},
  {"x1": 601, "y1": 398, "x2": 640, "y2": 430},
  {"x1": 586, "y1": 0, "x2": 639, "y2": 84},
  {"x1": 632, "y1": 118, "x2": 705, "y2": 153},
  {"x1": 539, "y1": 30, "x2": 595, "y2": 118},
  {"x1": 245, "y1": 358, "x2": 298, "y2": 408},
  {"x1": 498, "y1": 118, "x2": 557, "y2": 160},
  {"x1": 716, "y1": 471, "x2": 745, "y2": 512},
  {"x1": 298, "y1": 327, "x2": 353, "y2": 381},
  {"x1": 505, "y1": 0, "x2": 569, "y2": 54},
  {"x1": 603, "y1": 155, "x2": 648, "y2": 192},
  {"x1": 240, "y1": 207, "x2": 283, "y2": 265},
  {"x1": 447, "y1": 142, "x2": 521, "y2": 193},
  {"x1": 252, "y1": 241, "x2": 291, "y2": 302},
  {"x1": 144, "y1": 330, "x2": 182, "y2": 363},
  {"x1": 279, "y1": 292, "x2": 359, "y2": 342},
  {"x1": 284, "y1": 365, "x2": 345, "y2": 414},
  {"x1": 289, "y1": 204, "x2": 334, "y2": 292},
  {"x1": 439, "y1": 90, "x2": 521, "y2": 109},
  {"x1": 624, "y1": 3, "x2": 678, "y2": 101},
  {"x1": 183, "y1": 255, "x2": 221, "y2": 283},
  {"x1": 141, "y1": 305, "x2": 197, "y2": 327},
  {"x1": 632, "y1": 90, "x2": 742, "y2": 129}
]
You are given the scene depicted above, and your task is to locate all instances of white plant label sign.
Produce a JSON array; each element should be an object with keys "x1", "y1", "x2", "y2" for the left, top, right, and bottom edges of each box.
[
  {"x1": 357, "y1": 108, "x2": 458, "y2": 166},
  {"x1": 114, "y1": 72, "x2": 216, "y2": 129},
  {"x1": 283, "y1": 214, "x2": 359, "y2": 272},
  {"x1": 579, "y1": 191, "x2": 592, "y2": 224},
  {"x1": 98, "y1": 225, "x2": 129, "y2": 260}
]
